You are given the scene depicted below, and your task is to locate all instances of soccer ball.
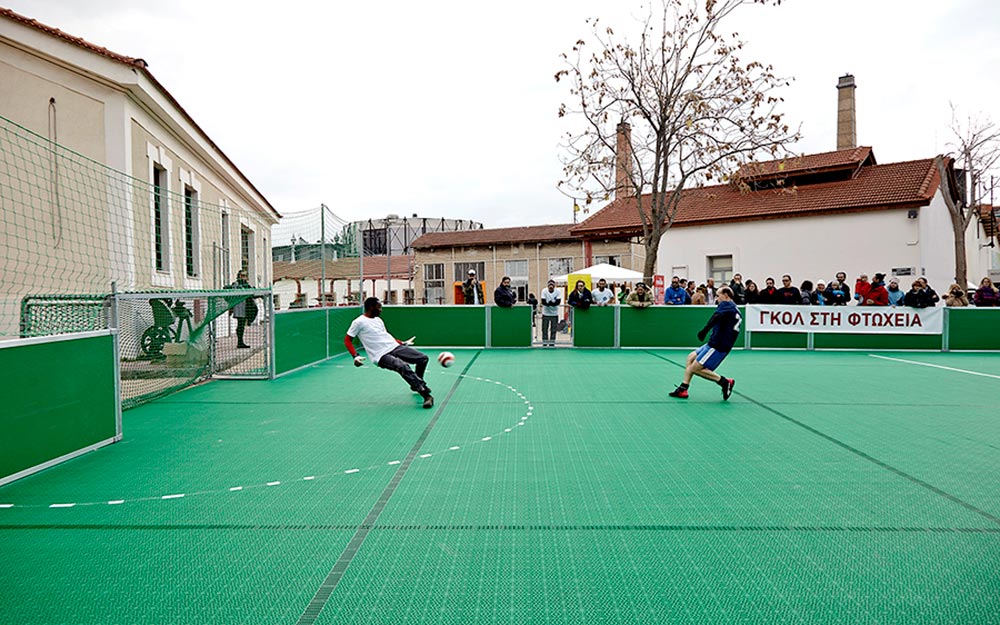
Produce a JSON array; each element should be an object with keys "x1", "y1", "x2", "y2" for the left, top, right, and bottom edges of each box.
[{"x1": 437, "y1": 351, "x2": 455, "y2": 368}]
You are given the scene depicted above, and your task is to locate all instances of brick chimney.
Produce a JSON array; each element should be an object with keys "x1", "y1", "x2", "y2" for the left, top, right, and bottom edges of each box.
[
  {"x1": 836, "y1": 74, "x2": 857, "y2": 150},
  {"x1": 615, "y1": 120, "x2": 636, "y2": 198}
]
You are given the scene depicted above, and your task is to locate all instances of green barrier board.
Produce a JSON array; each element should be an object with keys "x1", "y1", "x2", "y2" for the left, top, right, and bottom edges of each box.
[
  {"x1": 620, "y1": 306, "x2": 742, "y2": 348},
  {"x1": 274, "y1": 309, "x2": 327, "y2": 375},
  {"x1": 0, "y1": 333, "x2": 116, "y2": 481},
  {"x1": 947, "y1": 308, "x2": 1000, "y2": 350},
  {"x1": 490, "y1": 306, "x2": 531, "y2": 347},
  {"x1": 572, "y1": 306, "x2": 616, "y2": 347},
  {"x1": 328, "y1": 307, "x2": 361, "y2": 356},
  {"x1": 380, "y1": 306, "x2": 485, "y2": 347}
]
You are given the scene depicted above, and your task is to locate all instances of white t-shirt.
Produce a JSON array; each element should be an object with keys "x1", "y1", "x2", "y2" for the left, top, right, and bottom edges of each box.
[
  {"x1": 592, "y1": 287, "x2": 616, "y2": 306},
  {"x1": 346, "y1": 315, "x2": 399, "y2": 364}
]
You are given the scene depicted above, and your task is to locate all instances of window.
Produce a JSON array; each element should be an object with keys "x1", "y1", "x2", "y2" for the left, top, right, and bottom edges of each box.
[
  {"x1": 153, "y1": 165, "x2": 169, "y2": 272},
  {"x1": 548, "y1": 257, "x2": 574, "y2": 279},
  {"x1": 221, "y1": 211, "x2": 231, "y2": 285},
  {"x1": 454, "y1": 262, "x2": 485, "y2": 282},
  {"x1": 183, "y1": 185, "x2": 199, "y2": 277},
  {"x1": 241, "y1": 225, "x2": 255, "y2": 280},
  {"x1": 362, "y1": 227, "x2": 387, "y2": 256},
  {"x1": 424, "y1": 263, "x2": 445, "y2": 304},
  {"x1": 708, "y1": 255, "x2": 733, "y2": 283},
  {"x1": 504, "y1": 259, "x2": 529, "y2": 302},
  {"x1": 382, "y1": 290, "x2": 398, "y2": 304},
  {"x1": 403, "y1": 289, "x2": 415, "y2": 305},
  {"x1": 594, "y1": 255, "x2": 621, "y2": 267}
]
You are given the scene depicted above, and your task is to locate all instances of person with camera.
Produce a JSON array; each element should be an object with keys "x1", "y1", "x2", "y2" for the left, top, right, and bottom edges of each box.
[{"x1": 944, "y1": 283, "x2": 969, "y2": 307}]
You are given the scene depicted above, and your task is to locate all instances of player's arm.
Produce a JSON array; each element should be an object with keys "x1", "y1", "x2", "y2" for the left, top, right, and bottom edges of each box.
[
  {"x1": 344, "y1": 334, "x2": 365, "y2": 366},
  {"x1": 697, "y1": 312, "x2": 723, "y2": 341}
]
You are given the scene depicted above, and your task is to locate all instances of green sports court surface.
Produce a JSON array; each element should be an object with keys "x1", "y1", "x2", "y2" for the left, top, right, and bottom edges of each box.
[{"x1": 2, "y1": 349, "x2": 999, "y2": 624}]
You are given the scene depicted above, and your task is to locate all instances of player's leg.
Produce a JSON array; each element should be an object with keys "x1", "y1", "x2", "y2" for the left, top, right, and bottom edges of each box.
[
  {"x1": 691, "y1": 346, "x2": 734, "y2": 400},
  {"x1": 392, "y1": 345, "x2": 430, "y2": 381},
  {"x1": 669, "y1": 350, "x2": 698, "y2": 398},
  {"x1": 378, "y1": 352, "x2": 429, "y2": 395}
]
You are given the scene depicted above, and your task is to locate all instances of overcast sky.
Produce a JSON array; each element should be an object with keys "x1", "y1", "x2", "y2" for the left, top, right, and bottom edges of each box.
[{"x1": 6, "y1": 0, "x2": 999, "y2": 231}]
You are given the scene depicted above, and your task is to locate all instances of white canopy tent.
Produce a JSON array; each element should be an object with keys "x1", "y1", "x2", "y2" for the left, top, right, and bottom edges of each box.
[{"x1": 552, "y1": 263, "x2": 644, "y2": 285}]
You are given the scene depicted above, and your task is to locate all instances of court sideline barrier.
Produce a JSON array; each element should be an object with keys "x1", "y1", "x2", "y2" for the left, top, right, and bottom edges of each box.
[
  {"x1": 273, "y1": 305, "x2": 533, "y2": 376},
  {"x1": 579, "y1": 305, "x2": 1000, "y2": 351},
  {"x1": 0, "y1": 331, "x2": 120, "y2": 486}
]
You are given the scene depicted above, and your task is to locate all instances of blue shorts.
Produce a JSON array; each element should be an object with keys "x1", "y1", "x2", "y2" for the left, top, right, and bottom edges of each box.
[{"x1": 694, "y1": 344, "x2": 729, "y2": 371}]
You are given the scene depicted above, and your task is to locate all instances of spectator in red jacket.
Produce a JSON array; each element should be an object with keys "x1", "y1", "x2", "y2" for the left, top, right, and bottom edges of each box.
[
  {"x1": 854, "y1": 274, "x2": 871, "y2": 305},
  {"x1": 861, "y1": 273, "x2": 889, "y2": 306}
]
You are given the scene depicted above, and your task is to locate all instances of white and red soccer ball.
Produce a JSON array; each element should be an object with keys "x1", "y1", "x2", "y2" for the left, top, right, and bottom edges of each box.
[{"x1": 437, "y1": 351, "x2": 455, "y2": 368}]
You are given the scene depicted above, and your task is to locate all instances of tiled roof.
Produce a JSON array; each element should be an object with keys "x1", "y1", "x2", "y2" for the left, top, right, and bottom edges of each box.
[
  {"x1": 412, "y1": 224, "x2": 578, "y2": 249},
  {"x1": 571, "y1": 158, "x2": 942, "y2": 237},
  {"x1": 739, "y1": 146, "x2": 875, "y2": 180},
  {"x1": 0, "y1": 7, "x2": 145, "y2": 67},
  {"x1": 273, "y1": 256, "x2": 413, "y2": 281}
]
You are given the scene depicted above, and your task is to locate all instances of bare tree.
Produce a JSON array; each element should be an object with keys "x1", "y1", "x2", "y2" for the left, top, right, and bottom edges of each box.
[
  {"x1": 556, "y1": 0, "x2": 799, "y2": 280},
  {"x1": 935, "y1": 105, "x2": 1000, "y2": 287}
]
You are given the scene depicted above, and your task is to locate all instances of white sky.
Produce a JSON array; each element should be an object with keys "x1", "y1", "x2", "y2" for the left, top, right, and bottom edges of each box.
[{"x1": 6, "y1": 0, "x2": 999, "y2": 230}]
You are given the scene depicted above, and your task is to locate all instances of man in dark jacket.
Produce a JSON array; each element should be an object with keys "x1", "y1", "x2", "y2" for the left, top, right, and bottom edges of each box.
[
  {"x1": 668, "y1": 286, "x2": 740, "y2": 401},
  {"x1": 758, "y1": 277, "x2": 779, "y2": 303},
  {"x1": 775, "y1": 275, "x2": 801, "y2": 305},
  {"x1": 728, "y1": 273, "x2": 747, "y2": 305},
  {"x1": 494, "y1": 276, "x2": 516, "y2": 308},
  {"x1": 903, "y1": 280, "x2": 932, "y2": 308}
]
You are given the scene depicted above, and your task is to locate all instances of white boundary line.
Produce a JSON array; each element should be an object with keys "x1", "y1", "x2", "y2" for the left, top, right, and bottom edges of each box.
[{"x1": 869, "y1": 354, "x2": 1000, "y2": 380}]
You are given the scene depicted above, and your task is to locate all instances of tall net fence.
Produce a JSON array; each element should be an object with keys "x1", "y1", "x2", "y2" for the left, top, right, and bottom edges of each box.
[{"x1": 1, "y1": 114, "x2": 269, "y2": 407}]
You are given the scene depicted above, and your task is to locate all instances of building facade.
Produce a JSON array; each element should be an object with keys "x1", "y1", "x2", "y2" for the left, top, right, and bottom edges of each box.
[
  {"x1": 572, "y1": 147, "x2": 1000, "y2": 293},
  {"x1": 412, "y1": 224, "x2": 644, "y2": 304},
  {"x1": 0, "y1": 7, "x2": 278, "y2": 322}
]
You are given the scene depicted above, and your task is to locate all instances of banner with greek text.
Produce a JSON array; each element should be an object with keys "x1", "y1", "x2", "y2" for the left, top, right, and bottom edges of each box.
[{"x1": 746, "y1": 305, "x2": 943, "y2": 335}]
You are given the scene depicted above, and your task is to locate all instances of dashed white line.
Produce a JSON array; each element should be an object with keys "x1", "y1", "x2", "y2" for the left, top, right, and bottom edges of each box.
[
  {"x1": 449, "y1": 446, "x2": 460, "y2": 451},
  {"x1": 0, "y1": 504, "x2": 14, "y2": 508},
  {"x1": 266, "y1": 481, "x2": 281, "y2": 486},
  {"x1": 162, "y1": 494, "x2": 184, "y2": 500},
  {"x1": 482, "y1": 436, "x2": 492, "y2": 441},
  {"x1": 419, "y1": 453, "x2": 432, "y2": 459},
  {"x1": 344, "y1": 469, "x2": 360, "y2": 474},
  {"x1": 229, "y1": 486, "x2": 243, "y2": 491},
  {"x1": 303, "y1": 476, "x2": 316, "y2": 481},
  {"x1": 388, "y1": 460, "x2": 401, "y2": 465},
  {"x1": 108, "y1": 500, "x2": 124, "y2": 505},
  {"x1": 50, "y1": 503, "x2": 75, "y2": 508}
]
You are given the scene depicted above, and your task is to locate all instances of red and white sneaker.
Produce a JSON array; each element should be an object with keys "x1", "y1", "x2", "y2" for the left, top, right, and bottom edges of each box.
[
  {"x1": 721, "y1": 378, "x2": 735, "y2": 401},
  {"x1": 668, "y1": 387, "x2": 689, "y2": 399}
]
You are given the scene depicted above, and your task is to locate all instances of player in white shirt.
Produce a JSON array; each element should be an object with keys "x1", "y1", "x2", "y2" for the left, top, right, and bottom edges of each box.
[{"x1": 344, "y1": 297, "x2": 434, "y2": 409}]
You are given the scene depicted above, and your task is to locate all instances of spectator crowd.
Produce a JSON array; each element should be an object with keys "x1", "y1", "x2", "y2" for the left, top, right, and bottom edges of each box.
[{"x1": 661, "y1": 272, "x2": 1000, "y2": 308}]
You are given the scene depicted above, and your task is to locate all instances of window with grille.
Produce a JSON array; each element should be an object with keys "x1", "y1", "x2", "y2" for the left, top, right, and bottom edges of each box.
[
  {"x1": 153, "y1": 165, "x2": 169, "y2": 272},
  {"x1": 454, "y1": 262, "x2": 485, "y2": 282},
  {"x1": 708, "y1": 255, "x2": 733, "y2": 283},
  {"x1": 548, "y1": 257, "x2": 574, "y2": 279},
  {"x1": 424, "y1": 263, "x2": 445, "y2": 304},
  {"x1": 183, "y1": 185, "x2": 199, "y2": 277}
]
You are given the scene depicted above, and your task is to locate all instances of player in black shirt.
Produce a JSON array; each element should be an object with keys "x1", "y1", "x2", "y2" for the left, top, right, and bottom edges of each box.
[{"x1": 668, "y1": 286, "x2": 741, "y2": 400}]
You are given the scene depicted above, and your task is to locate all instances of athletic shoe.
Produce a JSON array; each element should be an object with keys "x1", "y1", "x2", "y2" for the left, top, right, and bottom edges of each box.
[
  {"x1": 721, "y1": 378, "x2": 735, "y2": 401},
  {"x1": 668, "y1": 387, "x2": 689, "y2": 399},
  {"x1": 422, "y1": 395, "x2": 434, "y2": 409}
]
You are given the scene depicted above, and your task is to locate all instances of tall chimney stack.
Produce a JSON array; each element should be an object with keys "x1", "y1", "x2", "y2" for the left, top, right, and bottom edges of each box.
[
  {"x1": 836, "y1": 74, "x2": 857, "y2": 150},
  {"x1": 615, "y1": 120, "x2": 636, "y2": 198}
]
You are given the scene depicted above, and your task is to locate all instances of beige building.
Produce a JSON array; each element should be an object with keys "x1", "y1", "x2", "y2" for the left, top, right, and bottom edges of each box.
[
  {"x1": 412, "y1": 224, "x2": 644, "y2": 304},
  {"x1": 0, "y1": 8, "x2": 279, "y2": 335}
]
